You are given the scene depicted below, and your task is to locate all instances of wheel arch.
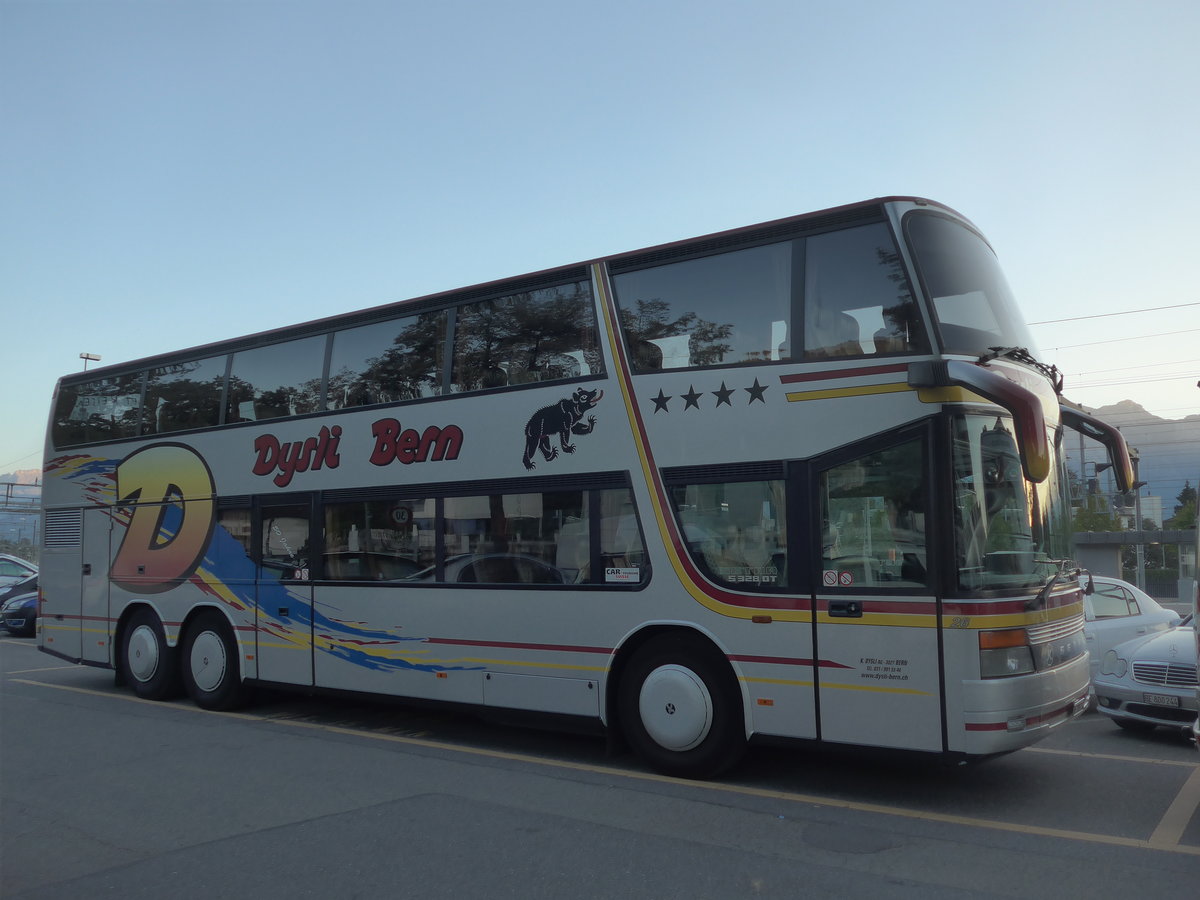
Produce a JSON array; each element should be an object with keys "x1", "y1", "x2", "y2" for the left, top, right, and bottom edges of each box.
[{"x1": 605, "y1": 622, "x2": 751, "y2": 740}]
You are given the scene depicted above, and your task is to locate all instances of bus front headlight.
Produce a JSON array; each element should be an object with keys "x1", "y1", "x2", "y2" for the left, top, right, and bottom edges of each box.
[
  {"x1": 979, "y1": 629, "x2": 1035, "y2": 678},
  {"x1": 980, "y1": 645, "x2": 1036, "y2": 678}
]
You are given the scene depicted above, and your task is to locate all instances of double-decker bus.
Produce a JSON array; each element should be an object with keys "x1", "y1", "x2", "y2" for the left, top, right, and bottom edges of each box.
[{"x1": 39, "y1": 197, "x2": 1133, "y2": 777}]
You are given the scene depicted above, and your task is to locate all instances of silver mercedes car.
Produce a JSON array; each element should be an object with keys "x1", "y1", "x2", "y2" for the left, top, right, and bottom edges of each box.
[{"x1": 1094, "y1": 618, "x2": 1197, "y2": 737}]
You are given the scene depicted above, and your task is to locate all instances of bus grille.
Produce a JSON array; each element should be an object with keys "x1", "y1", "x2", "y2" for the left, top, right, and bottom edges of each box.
[
  {"x1": 1027, "y1": 614, "x2": 1084, "y2": 644},
  {"x1": 1131, "y1": 662, "x2": 1198, "y2": 688}
]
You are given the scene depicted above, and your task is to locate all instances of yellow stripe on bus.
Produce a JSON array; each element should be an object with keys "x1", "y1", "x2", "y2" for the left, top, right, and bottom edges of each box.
[{"x1": 785, "y1": 382, "x2": 911, "y2": 402}]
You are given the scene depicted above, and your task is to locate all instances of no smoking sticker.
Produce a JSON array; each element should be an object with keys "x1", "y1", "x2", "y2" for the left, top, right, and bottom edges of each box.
[{"x1": 822, "y1": 570, "x2": 855, "y2": 587}]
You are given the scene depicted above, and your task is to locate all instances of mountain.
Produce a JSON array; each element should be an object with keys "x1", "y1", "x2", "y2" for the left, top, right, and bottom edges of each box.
[{"x1": 1079, "y1": 400, "x2": 1199, "y2": 521}]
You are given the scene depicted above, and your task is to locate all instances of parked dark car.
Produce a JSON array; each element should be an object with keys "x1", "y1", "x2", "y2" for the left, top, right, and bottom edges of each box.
[
  {"x1": 0, "y1": 572, "x2": 36, "y2": 608},
  {"x1": 0, "y1": 590, "x2": 38, "y2": 637}
]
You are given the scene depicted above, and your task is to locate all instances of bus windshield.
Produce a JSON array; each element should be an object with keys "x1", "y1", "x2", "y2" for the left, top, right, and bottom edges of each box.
[
  {"x1": 952, "y1": 413, "x2": 1072, "y2": 593},
  {"x1": 906, "y1": 212, "x2": 1040, "y2": 359}
]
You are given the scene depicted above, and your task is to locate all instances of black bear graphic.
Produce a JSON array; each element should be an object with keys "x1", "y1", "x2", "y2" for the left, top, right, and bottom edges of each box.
[{"x1": 522, "y1": 388, "x2": 603, "y2": 469}]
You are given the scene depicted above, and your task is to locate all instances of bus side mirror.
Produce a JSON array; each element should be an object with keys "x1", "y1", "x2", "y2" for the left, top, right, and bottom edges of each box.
[
  {"x1": 908, "y1": 360, "x2": 1052, "y2": 484},
  {"x1": 1060, "y1": 405, "x2": 1135, "y2": 494}
]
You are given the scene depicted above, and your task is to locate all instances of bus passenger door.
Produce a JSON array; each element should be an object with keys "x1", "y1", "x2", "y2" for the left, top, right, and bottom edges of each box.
[
  {"x1": 254, "y1": 497, "x2": 315, "y2": 687},
  {"x1": 811, "y1": 432, "x2": 944, "y2": 752}
]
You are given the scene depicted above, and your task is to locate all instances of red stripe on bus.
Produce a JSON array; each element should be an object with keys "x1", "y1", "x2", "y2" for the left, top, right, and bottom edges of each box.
[
  {"x1": 424, "y1": 637, "x2": 612, "y2": 655},
  {"x1": 964, "y1": 699, "x2": 1080, "y2": 731},
  {"x1": 728, "y1": 654, "x2": 853, "y2": 669}
]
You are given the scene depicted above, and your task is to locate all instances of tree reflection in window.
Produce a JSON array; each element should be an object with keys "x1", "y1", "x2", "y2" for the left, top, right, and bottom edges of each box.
[
  {"x1": 144, "y1": 357, "x2": 228, "y2": 434},
  {"x1": 451, "y1": 281, "x2": 602, "y2": 391},
  {"x1": 613, "y1": 242, "x2": 785, "y2": 371},
  {"x1": 329, "y1": 310, "x2": 447, "y2": 409},
  {"x1": 618, "y1": 299, "x2": 734, "y2": 371},
  {"x1": 803, "y1": 225, "x2": 924, "y2": 359}
]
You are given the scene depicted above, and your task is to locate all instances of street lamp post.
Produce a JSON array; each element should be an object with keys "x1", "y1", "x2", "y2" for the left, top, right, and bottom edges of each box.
[{"x1": 80, "y1": 352, "x2": 101, "y2": 371}]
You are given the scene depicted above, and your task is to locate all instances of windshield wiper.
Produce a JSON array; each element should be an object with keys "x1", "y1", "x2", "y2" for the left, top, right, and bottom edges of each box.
[
  {"x1": 1028, "y1": 564, "x2": 1085, "y2": 609},
  {"x1": 979, "y1": 346, "x2": 1064, "y2": 393}
]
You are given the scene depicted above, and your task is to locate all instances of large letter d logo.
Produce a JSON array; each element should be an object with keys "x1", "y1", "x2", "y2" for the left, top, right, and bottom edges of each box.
[{"x1": 112, "y1": 444, "x2": 216, "y2": 593}]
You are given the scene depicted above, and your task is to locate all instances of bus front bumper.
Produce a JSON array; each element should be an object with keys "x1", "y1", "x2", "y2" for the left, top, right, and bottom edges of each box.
[{"x1": 957, "y1": 652, "x2": 1090, "y2": 755}]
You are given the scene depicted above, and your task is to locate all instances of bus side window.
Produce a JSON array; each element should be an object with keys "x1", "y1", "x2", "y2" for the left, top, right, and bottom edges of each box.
[
  {"x1": 820, "y1": 439, "x2": 928, "y2": 588},
  {"x1": 668, "y1": 479, "x2": 787, "y2": 591},
  {"x1": 613, "y1": 241, "x2": 792, "y2": 371},
  {"x1": 802, "y1": 223, "x2": 923, "y2": 361},
  {"x1": 260, "y1": 505, "x2": 311, "y2": 580},
  {"x1": 437, "y1": 487, "x2": 646, "y2": 586},
  {"x1": 451, "y1": 281, "x2": 601, "y2": 393}
]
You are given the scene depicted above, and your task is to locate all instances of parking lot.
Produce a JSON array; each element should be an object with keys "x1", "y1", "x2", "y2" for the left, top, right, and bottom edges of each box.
[{"x1": 3, "y1": 631, "x2": 1198, "y2": 898}]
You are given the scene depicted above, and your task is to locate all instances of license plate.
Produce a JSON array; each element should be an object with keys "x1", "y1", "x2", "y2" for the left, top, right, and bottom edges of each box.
[{"x1": 1143, "y1": 692, "x2": 1181, "y2": 708}]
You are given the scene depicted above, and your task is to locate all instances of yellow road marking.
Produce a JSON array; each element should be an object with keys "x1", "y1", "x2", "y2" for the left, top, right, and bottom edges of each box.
[
  {"x1": 1150, "y1": 765, "x2": 1200, "y2": 846},
  {"x1": 12, "y1": 675, "x2": 1200, "y2": 856}
]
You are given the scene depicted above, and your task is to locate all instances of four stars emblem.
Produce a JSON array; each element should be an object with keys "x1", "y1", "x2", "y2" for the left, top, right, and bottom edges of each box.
[{"x1": 649, "y1": 378, "x2": 768, "y2": 413}]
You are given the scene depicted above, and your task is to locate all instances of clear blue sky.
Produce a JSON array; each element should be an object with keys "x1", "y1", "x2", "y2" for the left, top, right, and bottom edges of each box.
[{"x1": 3, "y1": 0, "x2": 1198, "y2": 476}]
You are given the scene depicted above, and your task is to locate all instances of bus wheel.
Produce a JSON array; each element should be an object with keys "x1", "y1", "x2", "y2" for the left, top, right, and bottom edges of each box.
[
  {"x1": 119, "y1": 608, "x2": 181, "y2": 700},
  {"x1": 619, "y1": 634, "x2": 745, "y2": 778},
  {"x1": 182, "y1": 610, "x2": 249, "y2": 711}
]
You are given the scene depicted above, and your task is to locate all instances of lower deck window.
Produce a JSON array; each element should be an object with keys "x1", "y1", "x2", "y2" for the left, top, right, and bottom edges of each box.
[
  {"x1": 669, "y1": 479, "x2": 787, "y2": 590},
  {"x1": 442, "y1": 487, "x2": 644, "y2": 585},
  {"x1": 319, "y1": 485, "x2": 645, "y2": 586},
  {"x1": 324, "y1": 497, "x2": 435, "y2": 581}
]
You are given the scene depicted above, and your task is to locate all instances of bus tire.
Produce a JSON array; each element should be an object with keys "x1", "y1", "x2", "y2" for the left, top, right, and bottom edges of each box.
[
  {"x1": 119, "y1": 608, "x2": 182, "y2": 700},
  {"x1": 182, "y1": 610, "x2": 249, "y2": 711},
  {"x1": 618, "y1": 634, "x2": 745, "y2": 778}
]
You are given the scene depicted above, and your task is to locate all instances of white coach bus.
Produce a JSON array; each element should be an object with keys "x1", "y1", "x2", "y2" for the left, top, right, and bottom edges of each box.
[{"x1": 39, "y1": 197, "x2": 1133, "y2": 777}]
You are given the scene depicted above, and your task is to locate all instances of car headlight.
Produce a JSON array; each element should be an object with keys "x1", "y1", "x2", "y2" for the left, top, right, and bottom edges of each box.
[{"x1": 1100, "y1": 649, "x2": 1128, "y2": 677}]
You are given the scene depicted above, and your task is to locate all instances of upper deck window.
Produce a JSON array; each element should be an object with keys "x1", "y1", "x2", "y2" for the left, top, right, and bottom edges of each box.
[
  {"x1": 905, "y1": 212, "x2": 1039, "y2": 358},
  {"x1": 227, "y1": 336, "x2": 326, "y2": 423},
  {"x1": 802, "y1": 224, "x2": 923, "y2": 359},
  {"x1": 328, "y1": 310, "x2": 447, "y2": 409},
  {"x1": 144, "y1": 355, "x2": 228, "y2": 435},
  {"x1": 612, "y1": 223, "x2": 924, "y2": 372},
  {"x1": 53, "y1": 372, "x2": 144, "y2": 446},
  {"x1": 614, "y1": 242, "x2": 792, "y2": 370},
  {"x1": 450, "y1": 280, "x2": 602, "y2": 392}
]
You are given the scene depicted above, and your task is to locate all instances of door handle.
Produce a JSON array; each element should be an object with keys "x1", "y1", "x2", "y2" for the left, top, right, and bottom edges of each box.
[{"x1": 828, "y1": 600, "x2": 863, "y2": 618}]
